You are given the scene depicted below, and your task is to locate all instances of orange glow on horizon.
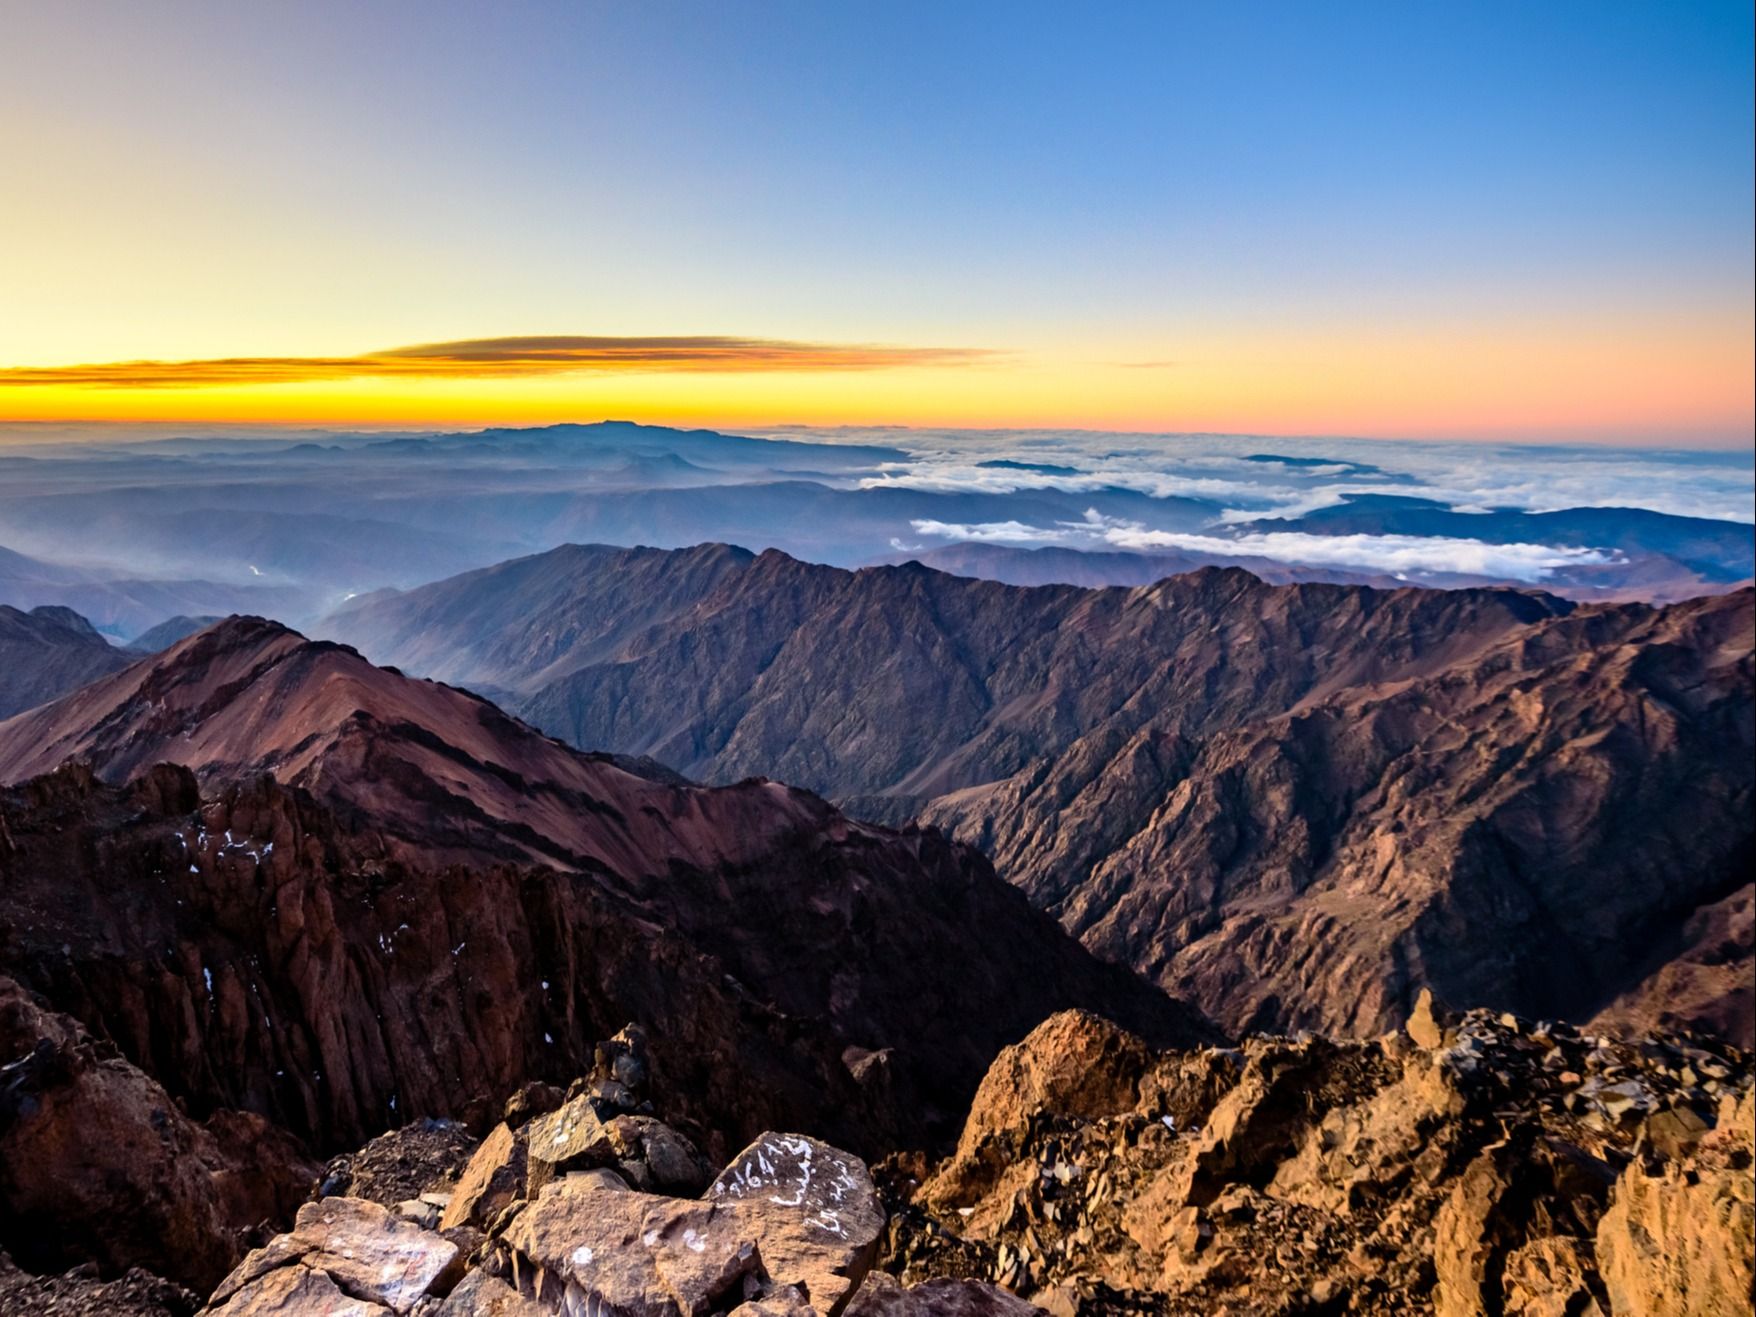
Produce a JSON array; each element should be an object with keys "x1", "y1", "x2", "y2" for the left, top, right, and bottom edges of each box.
[{"x1": 0, "y1": 317, "x2": 1749, "y2": 447}]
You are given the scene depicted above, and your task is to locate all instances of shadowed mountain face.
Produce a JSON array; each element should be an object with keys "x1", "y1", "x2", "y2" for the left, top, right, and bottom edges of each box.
[
  {"x1": 319, "y1": 545, "x2": 1756, "y2": 1042},
  {"x1": 0, "y1": 618, "x2": 1207, "y2": 1160},
  {"x1": 0, "y1": 603, "x2": 137, "y2": 717}
]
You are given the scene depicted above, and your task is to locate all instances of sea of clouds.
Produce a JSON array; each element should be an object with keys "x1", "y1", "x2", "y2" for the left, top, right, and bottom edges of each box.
[{"x1": 755, "y1": 426, "x2": 1753, "y2": 580}]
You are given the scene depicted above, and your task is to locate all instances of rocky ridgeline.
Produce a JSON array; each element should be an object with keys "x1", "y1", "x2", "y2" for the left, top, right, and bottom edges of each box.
[{"x1": 883, "y1": 1001, "x2": 1754, "y2": 1314}]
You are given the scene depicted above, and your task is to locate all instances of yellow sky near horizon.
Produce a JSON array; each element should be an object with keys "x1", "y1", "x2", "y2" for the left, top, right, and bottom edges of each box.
[{"x1": 1, "y1": 315, "x2": 1748, "y2": 446}]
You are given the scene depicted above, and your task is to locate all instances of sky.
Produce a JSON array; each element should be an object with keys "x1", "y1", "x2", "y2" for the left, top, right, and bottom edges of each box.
[{"x1": 1, "y1": 0, "x2": 1751, "y2": 444}]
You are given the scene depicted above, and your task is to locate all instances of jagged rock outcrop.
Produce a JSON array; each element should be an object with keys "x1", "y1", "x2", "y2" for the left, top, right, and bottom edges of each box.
[
  {"x1": 883, "y1": 1007, "x2": 1753, "y2": 1313},
  {"x1": 0, "y1": 760, "x2": 1199, "y2": 1162},
  {"x1": 0, "y1": 602, "x2": 136, "y2": 717},
  {"x1": 1596, "y1": 1089, "x2": 1755, "y2": 1314},
  {"x1": 315, "y1": 546, "x2": 1755, "y2": 1042}
]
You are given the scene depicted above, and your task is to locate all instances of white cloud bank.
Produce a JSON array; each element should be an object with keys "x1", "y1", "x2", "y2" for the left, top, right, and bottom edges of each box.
[
  {"x1": 910, "y1": 512, "x2": 1618, "y2": 582},
  {"x1": 1103, "y1": 529, "x2": 1613, "y2": 581},
  {"x1": 793, "y1": 426, "x2": 1755, "y2": 526}
]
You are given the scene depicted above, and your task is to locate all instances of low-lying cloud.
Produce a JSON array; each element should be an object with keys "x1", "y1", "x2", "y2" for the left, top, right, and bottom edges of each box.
[
  {"x1": 1104, "y1": 529, "x2": 1614, "y2": 581},
  {"x1": 0, "y1": 336, "x2": 992, "y2": 389},
  {"x1": 909, "y1": 512, "x2": 1619, "y2": 581},
  {"x1": 801, "y1": 426, "x2": 1755, "y2": 526}
]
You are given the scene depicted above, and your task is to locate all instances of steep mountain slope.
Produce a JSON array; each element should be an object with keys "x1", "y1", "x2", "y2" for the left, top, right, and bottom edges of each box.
[
  {"x1": 0, "y1": 603, "x2": 138, "y2": 716},
  {"x1": 927, "y1": 588, "x2": 1754, "y2": 1039},
  {"x1": 0, "y1": 620, "x2": 1205, "y2": 1161},
  {"x1": 318, "y1": 545, "x2": 1755, "y2": 1040}
]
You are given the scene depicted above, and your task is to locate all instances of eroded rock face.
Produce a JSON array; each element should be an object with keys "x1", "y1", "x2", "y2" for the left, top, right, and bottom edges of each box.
[
  {"x1": 0, "y1": 974, "x2": 315, "y2": 1295},
  {"x1": 888, "y1": 1007, "x2": 1753, "y2": 1313},
  {"x1": 1596, "y1": 1089, "x2": 1755, "y2": 1315},
  {"x1": 318, "y1": 543, "x2": 1754, "y2": 1043}
]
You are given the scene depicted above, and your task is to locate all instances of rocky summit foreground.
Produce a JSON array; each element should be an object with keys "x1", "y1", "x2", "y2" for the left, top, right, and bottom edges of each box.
[{"x1": 6, "y1": 1002, "x2": 1749, "y2": 1315}]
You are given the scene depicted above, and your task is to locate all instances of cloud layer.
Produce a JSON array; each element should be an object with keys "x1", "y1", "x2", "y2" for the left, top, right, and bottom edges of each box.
[
  {"x1": 0, "y1": 336, "x2": 991, "y2": 389},
  {"x1": 909, "y1": 510, "x2": 1620, "y2": 582},
  {"x1": 792, "y1": 425, "x2": 1755, "y2": 526}
]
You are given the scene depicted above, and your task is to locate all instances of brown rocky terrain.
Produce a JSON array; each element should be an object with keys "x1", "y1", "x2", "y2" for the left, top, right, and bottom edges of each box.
[
  {"x1": 0, "y1": 602, "x2": 137, "y2": 717},
  {"x1": 930, "y1": 585, "x2": 1755, "y2": 1044},
  {"x1": 886, "y1": 1004, "x2": 1754, "y2": 1314},
  {"x1": 317, "y1": 546, "x2": 1755, "y2": 1042}
]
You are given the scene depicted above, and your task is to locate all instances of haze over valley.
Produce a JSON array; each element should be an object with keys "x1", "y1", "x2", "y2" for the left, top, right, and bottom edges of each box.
[{"x1": 1, "y1": 421, "x2": 1749, "y2": 641}]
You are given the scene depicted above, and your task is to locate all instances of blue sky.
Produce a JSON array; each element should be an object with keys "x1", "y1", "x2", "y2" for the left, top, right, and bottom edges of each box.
[{"x1": 1, "y1": 1, "x2": 1751, "y2": 441}]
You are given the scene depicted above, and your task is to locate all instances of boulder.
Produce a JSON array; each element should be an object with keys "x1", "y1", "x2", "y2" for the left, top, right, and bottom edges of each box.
[
  {"x1": 622, "y1": 1115, "x2": 717, "y2": 1194},
  {"x1": 494, "y1": 1131, "x2": 884, "y2": 1316},
  {"x1": 503, "y1": 1180, "x2": 760, "y2": 1316},
  {"x1": 433, "y1": 1269, "x2": 541, "y2": 1315},
  {"x1": 502, "y1": 1082, "x2": 565, "y2": 1131},
  {"x1": 524, "y1": 1092, "x2": 618, "y2": 1197},
  {"x1": 202, "y1": 1197, "x2": 461, "y2": 1315},
  {"x1": 708, "y1": 1133, "x2": 886, "y2": 1314}
]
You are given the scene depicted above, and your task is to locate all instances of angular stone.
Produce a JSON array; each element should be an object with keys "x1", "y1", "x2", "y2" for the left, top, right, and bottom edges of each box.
[
  {"x1": 205, "y1": 1261, "x2": 387, "y2": 1316},
  {"x1": 204, "y1": 1197, "x2": 460, "y2": 1316},
  {"x1": 442, "y1": 1122, "x2": 527, "y2": 1231},
  {"x1": 432, "y1": 1268, "x2": 541, "y2": 1315},
  {"x1": 1407, "y1": 988, "x2": 1455, "y2": 1050},
  {"x1": 643, "y1": 1200, "x2": 768, "y2": 1314},
  {"x1": 708, "y1": 1133, "x2": 885, "y2": 1315},
  {"x1": 634, "y1": 1117, "x2": 717, "y2": 1193},
  {"x1": 504, "y1": 1180, "x2": 764, "y2": 1316},
  {"x1": 525, "y1": 1094, "x2": 617, "y2": 1197}
]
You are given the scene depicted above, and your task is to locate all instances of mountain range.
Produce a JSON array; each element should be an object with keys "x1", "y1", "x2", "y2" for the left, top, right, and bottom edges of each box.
[{"x1": 319, "y1": 543, "x2": 1755, "y2": 1043}]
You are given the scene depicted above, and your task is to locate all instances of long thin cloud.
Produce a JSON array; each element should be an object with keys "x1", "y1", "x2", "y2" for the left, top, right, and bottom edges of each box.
[
  {"x1": 0, "y1": 335, "x2": 993, "y2": 389},
  {"x1": 909, "y1": 513, "x2": 1618, "y2": 581}
]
